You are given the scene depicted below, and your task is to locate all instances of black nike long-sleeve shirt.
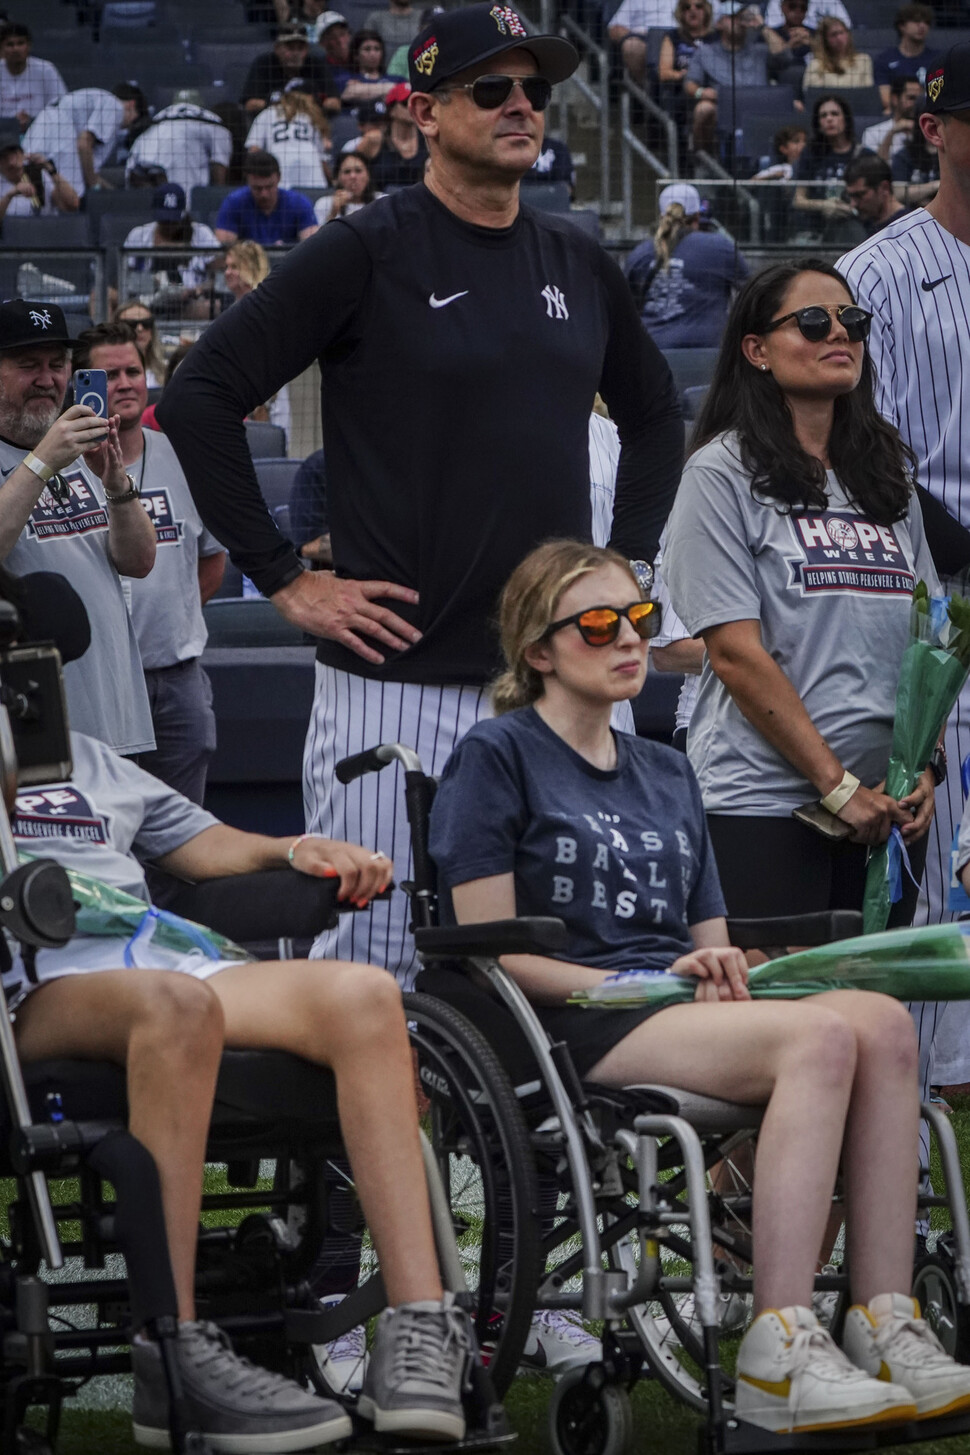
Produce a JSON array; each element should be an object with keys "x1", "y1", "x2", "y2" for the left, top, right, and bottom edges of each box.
[{"x1": 158, "y1": 184, "x2": 684, "y2": 684}]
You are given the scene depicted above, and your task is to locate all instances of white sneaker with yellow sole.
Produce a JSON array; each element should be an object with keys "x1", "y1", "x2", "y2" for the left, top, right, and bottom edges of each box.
[
  {"x1": 736, "y1": 1306, "x2": 917, "y2": 1433},
  {"x1": 843, "y1": 1293, "x2": 970, "y2": 1420}
]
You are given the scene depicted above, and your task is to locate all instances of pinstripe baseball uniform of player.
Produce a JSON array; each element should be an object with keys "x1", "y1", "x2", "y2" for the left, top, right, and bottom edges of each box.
[{"x1": 839, "y1": 185, "x2": 970, "y2": 1087}]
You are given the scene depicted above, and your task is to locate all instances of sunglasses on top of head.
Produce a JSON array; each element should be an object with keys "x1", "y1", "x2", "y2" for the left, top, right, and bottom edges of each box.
[
  {"x1": 763, "y1": 304, "x2": 872, "y2": 343},
  {"x1": 436, "y1": 74, "x2": 553, "y2": 110},
  {"x1": 543, "y1": 600, "x2": 662, "y2": 647}
]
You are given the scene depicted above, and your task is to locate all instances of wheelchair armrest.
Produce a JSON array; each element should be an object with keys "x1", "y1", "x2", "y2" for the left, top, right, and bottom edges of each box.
[
  {"x1": 414, "y1": 916, "x2": 567, "y2": 960},
  {"x1": 727, "y1": 909, "x2": 863, "y2": 951},
  {"x1": 164, "y1": 871, "x2": 343, "y2": 942}
]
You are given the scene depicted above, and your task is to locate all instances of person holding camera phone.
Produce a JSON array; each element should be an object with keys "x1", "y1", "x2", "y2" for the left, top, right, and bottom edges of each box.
[
  {"x1": 0, "y1": 299, "x2": 156, "y2": 758},
  {"x1": 663, "y1": 260, "x2": 939, "y2": 923}
]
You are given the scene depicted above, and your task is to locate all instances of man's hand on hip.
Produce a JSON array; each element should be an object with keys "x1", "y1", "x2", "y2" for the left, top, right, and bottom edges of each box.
[{"x1": 272, "y1": 569, "x2": 421, "y2": 665}]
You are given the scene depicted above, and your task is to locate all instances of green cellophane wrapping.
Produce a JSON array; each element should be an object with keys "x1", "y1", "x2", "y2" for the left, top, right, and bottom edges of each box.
[
  {"x1": 568, "y1": 921, "x2": 970, "y2": 1009},
  {"x1": 22, "y1": 853, "x2": 250, "y2": 962},
  {"x1": 863, "y1": 640, "x2": 968, "y2": 932}
]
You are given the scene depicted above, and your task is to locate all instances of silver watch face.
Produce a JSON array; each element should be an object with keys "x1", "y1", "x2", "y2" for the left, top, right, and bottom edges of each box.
[{"x1": 629, "y1": 559, "x2": 654, "y2": 591}]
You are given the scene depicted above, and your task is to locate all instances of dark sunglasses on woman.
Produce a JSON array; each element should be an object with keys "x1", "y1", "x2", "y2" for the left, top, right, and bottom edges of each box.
[
  {"x1": 436, "y1": 74, "x2": 553, "y2": 111},
  {"x1": 543, "y1": 600, "x2": 662, "y2": 647},
  {"x1": 763, "y1": 304, "x2": 872, "y2": 343}
]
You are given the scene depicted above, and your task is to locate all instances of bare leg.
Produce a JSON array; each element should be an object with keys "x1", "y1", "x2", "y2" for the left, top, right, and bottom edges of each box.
[
  {"x1": 588, "y1": 998, "x2": 858, "y2": 1312},
  {"x1": 692, "y1": 98, "x2": 717, "y2": 151},
  {"x1": 209, "y1": 959, "x2": 442, "y2": 1307},
  {"x1": 809, "y1": 991, "x2": 919, "y2": 1306},
  {"x1": 15, "y1": 971, "x2": 224, "y2": 1320},
  {"x1": 619, "y1": 35, "x2": 647, "y2": 86}
]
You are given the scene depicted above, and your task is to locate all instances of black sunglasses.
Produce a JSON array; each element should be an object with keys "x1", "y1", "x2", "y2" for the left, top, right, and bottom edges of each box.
[
  {"x1": 543, "y1": 600, "x2": 662, "y2": 647},
  {"x1": 763, "y1": 304, "x2": 872, "y2": 343},
  {"x1": 437, "y1": 74, "x2": 552, "y2": 111}
]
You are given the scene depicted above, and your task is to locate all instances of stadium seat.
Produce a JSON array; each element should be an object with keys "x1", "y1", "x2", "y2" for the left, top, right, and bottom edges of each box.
[
  {"x1": 682, "y1": 384, "x2": 709, "y2": 421},
  {"x1": 803, "y1": 85, "x2": 884, "y2": 118},
  {"x1": 1, "y1": 215, "x2": 92, "y2": 249},
  {"x1": 193, "y1": 40, "x2": 267, "y2": 80},
  {"x1": 733, "y1": 83, "x2": 796, "y2": 116},
  {"x1": 190, "y1": 183, "x2": 236, "y2": 224},
  {"x1": 662, "y1": 346, "x2": 719, "y2": 397},
  {"x1": 562, "y1": 208, "x2": 603, "y2": 239},
  {"x1": 245, "y1": 419, "x2": 287, "y2": 457},
  {"x1": 99, "y1": 0, "x2": 160, "y2": 28},
  {"x1": 254, "y1": 456, "x2": 301, "y2": 510},
  {"x1": 520, "y1": 180, "x2": 571, "y2": 212}
]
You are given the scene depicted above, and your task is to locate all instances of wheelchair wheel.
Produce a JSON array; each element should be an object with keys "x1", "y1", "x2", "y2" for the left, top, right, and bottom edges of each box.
[
  {"x1": 549, "y1": 1367, "x2": 633, "y2": 1455},
  {"x1": 403, "y1": 991, "x2": 542, "y2": 1397},
  {"x1": 913, "y1": 1241, "x2": 970, "y2": 1362}
]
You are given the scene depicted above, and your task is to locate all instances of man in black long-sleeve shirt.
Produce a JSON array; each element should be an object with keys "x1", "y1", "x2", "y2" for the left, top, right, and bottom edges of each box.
[{"x1": 158, "y1": 2, "x2": 683, "y2": 988}]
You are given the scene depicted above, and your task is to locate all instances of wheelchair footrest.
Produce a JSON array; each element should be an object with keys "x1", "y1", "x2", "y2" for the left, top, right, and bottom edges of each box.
[
  {"x1": 707, "y1": 1409, "x2": 970, "y2": 1453},
  {"x1": 351, "y1": 1430, "x2": 515, "y2": 1453}
]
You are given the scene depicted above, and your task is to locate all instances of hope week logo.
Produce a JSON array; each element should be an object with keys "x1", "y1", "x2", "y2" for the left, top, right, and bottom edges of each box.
[
  {"x1": 13, "y1": 785, "x2": 108, "y2": 845},
  {"x1": 786, "y1": 510, "x2": 915, "y2": 597}
]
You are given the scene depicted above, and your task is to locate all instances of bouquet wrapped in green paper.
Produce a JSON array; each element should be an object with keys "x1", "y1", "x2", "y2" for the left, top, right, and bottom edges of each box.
[
  {"x1": 568, "y1": 921, "x2": 970, "y2": 1010},
  {"x1": 862, "y1": 584, "x2": 970, "y2": 933}
]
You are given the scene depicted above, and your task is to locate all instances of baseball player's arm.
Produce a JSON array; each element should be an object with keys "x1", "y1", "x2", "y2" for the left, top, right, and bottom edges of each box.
[
  {"x1": 0, "y1": 407, "x2": 123, "y2": 560},
  {"x1": 157, "y1": 223, "x2": 421, "y2": 665},
  {"x1": 598, "y1": 254, "x2": 684, "y2": 562},
  {"x1": 76, "y1": 130, "x2": 103, "y2": 190},
  {"x1": 651, "y1": 639, "x2": 704, "y2": 673}
]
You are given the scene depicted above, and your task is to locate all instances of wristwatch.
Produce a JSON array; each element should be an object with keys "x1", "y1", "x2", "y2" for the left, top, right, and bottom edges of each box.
[
  {"x1": 930, "y1": 743, "x2": 947, "y2": 786},
  {"x1": 104, "y1": 472, "x2": 141, "y2": 506},
  {"x1": 628, "y1": 559, "x2": 654, "y2": 594}
]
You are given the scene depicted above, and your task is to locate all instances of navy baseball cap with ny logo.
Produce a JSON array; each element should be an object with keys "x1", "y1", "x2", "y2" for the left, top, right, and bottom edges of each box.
[
  {"x1": 408, "y1": 2, "x2": 577, "y2": 92},
  {"x1": 0, "y1": 299, "x2": 73, "y2": 350}
]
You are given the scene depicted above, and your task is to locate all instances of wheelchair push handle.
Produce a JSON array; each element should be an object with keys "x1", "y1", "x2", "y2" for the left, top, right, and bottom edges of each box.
[{"x1": 335, "y1": 741, "x2": 424, "y2": 783}]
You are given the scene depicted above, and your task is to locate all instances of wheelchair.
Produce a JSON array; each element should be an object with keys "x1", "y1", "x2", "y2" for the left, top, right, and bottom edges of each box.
[
  {"x1": 335, "y1": 739, "x2": 970, "y2": 1455},
  {"x1": 0, "y1": 859, "x2": 516, "y2": 1455}
]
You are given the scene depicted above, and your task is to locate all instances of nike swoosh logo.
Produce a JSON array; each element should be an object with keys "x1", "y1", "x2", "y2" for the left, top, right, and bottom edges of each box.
[
  {"x1": 922, "y1": 275, "x2": 951, "y2": 291},
  {"x1": 520, "y1": 1340, "x2": 547, "y2": 1369},
  {"x1": 429, "y1": 291, "x2": 469, "y2": 309}
]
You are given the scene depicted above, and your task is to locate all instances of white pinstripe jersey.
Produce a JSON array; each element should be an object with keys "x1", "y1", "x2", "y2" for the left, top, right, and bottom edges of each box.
[{"x1": 839, "y1": 209, "x2": 970, "y2": 526}]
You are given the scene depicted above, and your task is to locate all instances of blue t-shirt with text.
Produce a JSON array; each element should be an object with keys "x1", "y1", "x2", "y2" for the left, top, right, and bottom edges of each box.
[
  {"x1": 429, "y1": 708, "x2": 726, "y2": 973},
  {"x1": 215, "y1": 185, "x2": 316, "y2": 245}
]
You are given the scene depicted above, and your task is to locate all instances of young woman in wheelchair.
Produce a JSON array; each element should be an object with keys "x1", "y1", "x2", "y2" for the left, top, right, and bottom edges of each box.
[
  {"x1": 1, "y1": 570, "x2": 471, "y2": 1452},
  {"x1": 427, "y1": 537, "x2": 970, "y2": 1436}
]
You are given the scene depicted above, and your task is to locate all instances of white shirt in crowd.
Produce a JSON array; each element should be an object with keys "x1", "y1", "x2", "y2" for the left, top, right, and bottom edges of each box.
[
  {"x1": 860, "y1": 116, "x2": 908, "y2": 160},
  {"x1": 0, "y1": 54, "x2": 65, "y2": 123},
  {"x1": 0, "y1": 173, "x2": 57, "y2": 216},
  {"x1": 609, "y1": 0, "x2": 677, "y2": 32},
  {"x1": 126, "y1": 104, "x2": 233, "y2": 198},
  {"x1": 23, "y1": 88, "x2": 126, "y2": 197},
  {"x1": 763, "y1": 0, "x2": 852, "y2": 25},
  {"x1": 244, "y1": 106, "x2": 330, "y2": 189},
  {"x1": 122, "y1": 220, "x2": 221, "y2": 288}
]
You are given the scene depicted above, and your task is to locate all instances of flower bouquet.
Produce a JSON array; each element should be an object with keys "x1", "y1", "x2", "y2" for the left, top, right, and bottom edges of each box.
[
  {"x1": 568, "y1": 920, "x2": 970, "y2": 1010},
  {"x1": 862, "y1": 585, "x2": 970, "y2": 934}
]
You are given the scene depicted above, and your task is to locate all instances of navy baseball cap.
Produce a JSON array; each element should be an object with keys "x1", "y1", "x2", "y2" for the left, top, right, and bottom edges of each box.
[
  {"x1": 153, "y1": 181, "x2": 187, "y2": 221},
  {"x1": 926, "y1": 42, "x2": 970, "y2": 114},
  {"x1": 408, "y1": 3, "x2": 577, "y2": 92},
  {"x1": 0, "y1": 300, "x2": 73, "y2": 350}
]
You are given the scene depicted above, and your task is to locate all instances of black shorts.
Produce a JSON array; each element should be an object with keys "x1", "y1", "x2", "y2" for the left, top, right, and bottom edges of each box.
[{"x1": 415, "y1": 965, "x2": 664, "y2": 1081}]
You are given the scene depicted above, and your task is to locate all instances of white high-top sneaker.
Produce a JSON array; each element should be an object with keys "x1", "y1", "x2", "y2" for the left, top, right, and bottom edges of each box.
[
  {"x1": 736, "y1": 1305, "x2": 917, "y2": 1433},
  {"x1": 843, "y1": 1292, "x2": 970, "y2": 1420}
]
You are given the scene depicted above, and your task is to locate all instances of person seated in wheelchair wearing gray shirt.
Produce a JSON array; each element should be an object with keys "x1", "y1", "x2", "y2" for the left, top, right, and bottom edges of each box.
[
  {"x1": 3, "y1": 566, "x2": 473, "y2": 1453},
  {"x1": 429, "y1": 539, "x2": 970, "y2": 1437}
]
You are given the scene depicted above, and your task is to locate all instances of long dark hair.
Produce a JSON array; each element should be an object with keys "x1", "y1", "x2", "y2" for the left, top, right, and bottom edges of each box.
[
  {"x1": 809, "y1": 93, "x2": 855, "y2": 155},
  {"x1": 349, "y1": 28, "x2": 386, "y2": 74},
  {"x1": 692, "y1": 259, "x2": 915, "y2": 524},
  {"x1": 336, "y1": 151, "x2": 376, "y2": 202}
]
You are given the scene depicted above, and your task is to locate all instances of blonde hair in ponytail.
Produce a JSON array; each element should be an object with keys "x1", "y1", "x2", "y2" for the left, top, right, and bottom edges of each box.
[
  {"x1": 654, "y1": 201, "x2": 692, "y2": 274},
  {"x1": 491, "y1": 540, "x2": 640, "y2": 716}
]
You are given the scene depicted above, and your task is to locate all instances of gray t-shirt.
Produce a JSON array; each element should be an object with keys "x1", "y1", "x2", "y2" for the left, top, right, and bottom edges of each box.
[
  {"x1": 126, "y1": 430, "x2": 224, "y2": 669},
  {"x1": 664, "y1": 431, "x2": 938, "y2": 814},
  {"x1": 686, "y1": 39, "x2": 772, "y2": 91},
  {"x1": 0, "y1": 440, "x2": 155, "y2": 755}
]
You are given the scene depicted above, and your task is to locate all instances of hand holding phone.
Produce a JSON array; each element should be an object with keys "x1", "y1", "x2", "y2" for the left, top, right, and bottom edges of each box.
[
  {"x1": 792, "y1": 800, "x2": 853, "y2": 841},
  {"x1": 72, "y1": 369, "x2": 109, "y2": 437}
]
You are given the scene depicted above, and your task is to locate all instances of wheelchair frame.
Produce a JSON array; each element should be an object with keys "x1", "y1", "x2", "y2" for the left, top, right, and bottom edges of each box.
[{"x1": 339, "y1": 739, "x2": 970, "y2": 1455}]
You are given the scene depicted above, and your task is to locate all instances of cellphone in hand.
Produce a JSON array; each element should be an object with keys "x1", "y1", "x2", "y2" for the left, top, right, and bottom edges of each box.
[
  {"x1": 792, "y1": 800, "x2": 853, "y2": 841},
  {"x1": 72, "y1": 369, "x2": 109, "y2": 434}
]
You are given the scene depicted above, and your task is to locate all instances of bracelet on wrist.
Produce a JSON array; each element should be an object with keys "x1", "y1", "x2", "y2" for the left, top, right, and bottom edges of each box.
[
  {"x1": 287, "y1": 832, "x2": 313, "y2": 865},
  {"x1": 820, "y1": 770, "x2": 860, "y2": 815}
]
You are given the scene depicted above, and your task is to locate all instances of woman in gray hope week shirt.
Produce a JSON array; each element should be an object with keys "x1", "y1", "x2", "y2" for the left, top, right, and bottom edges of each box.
[{"x1": 664, "y1": 259, "x2": 939, "y2": 921}]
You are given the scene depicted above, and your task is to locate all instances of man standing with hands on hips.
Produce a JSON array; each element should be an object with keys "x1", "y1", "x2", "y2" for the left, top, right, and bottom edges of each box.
[
  {"x1": 839, "y1": 43, "x2": 970, "y2": 1091},
  {"x1": 160, "y1": 3, "x2": 683, "y2": 984}
]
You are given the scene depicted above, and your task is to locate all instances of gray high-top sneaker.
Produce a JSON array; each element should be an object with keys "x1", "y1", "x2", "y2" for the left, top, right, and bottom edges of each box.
[
  {"x1": 131, "y1": 1319, "x2": 353, "y2": 1452},
  {"x1": 358, "y1": 1295, "x2": 471, "y2": 1442}
]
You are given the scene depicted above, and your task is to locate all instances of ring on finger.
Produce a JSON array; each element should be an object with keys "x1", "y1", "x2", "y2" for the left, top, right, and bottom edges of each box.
[{"x1": 369, "y1": 851, "x2": 389, "y2": 862}]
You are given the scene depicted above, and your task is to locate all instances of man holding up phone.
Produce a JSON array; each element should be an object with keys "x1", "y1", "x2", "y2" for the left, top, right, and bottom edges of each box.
[{"x1": 0, "y1": 299, "x2": 156, "y2": 755}]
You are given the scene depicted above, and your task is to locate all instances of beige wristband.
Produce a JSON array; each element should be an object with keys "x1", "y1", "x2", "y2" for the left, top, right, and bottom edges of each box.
[
  {"x1": 821, "y1": 770, "x2": 860, "y2": 815},
  {"x1": 22, "y1": 451, "x2": 55, "y2": 483}
]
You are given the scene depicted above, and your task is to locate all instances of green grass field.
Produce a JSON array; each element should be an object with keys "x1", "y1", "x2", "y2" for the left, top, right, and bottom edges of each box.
[{"x1": 12, "y1": 1097, "x2": 970, "y2": 1454}]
